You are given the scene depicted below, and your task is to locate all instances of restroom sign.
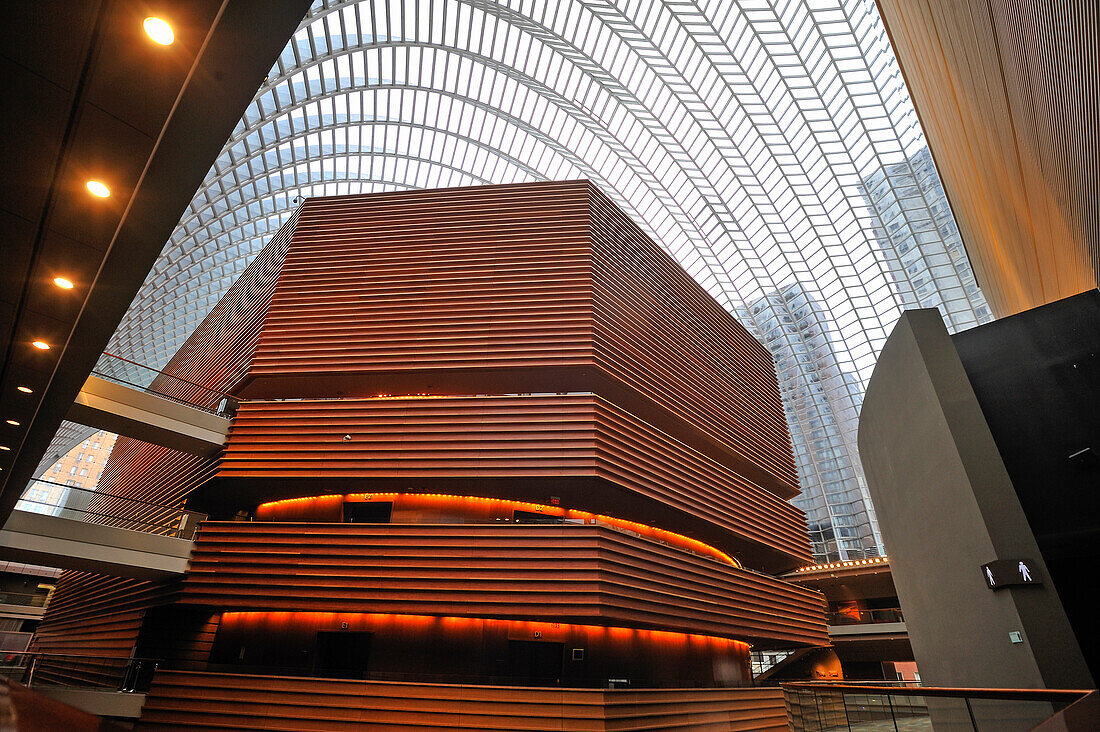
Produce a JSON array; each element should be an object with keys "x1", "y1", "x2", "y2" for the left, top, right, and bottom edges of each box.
[{"x1": 981, "y1": 559, "x2": 1041, "y2": 590}]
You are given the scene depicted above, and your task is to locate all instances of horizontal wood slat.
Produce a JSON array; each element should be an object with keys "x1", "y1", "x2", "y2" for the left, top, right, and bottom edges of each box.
[
  {"x1": 215, "y1": 394, "x2": 811, "y2": 567},
  {"x1": 180, "y1": 522, "x2": 827, "y2": 646},
  {"x1": 136, "y1": 670, "x2": 789, "y2": 731},
  {"x1": 30, "y1": 573, "x2": 180, "y2": 657},
  {"x1": 242, "y1": 181, "x2": 798, "y2": 496}
]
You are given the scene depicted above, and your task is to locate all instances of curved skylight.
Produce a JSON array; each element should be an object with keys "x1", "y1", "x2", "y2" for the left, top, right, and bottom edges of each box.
[{"x1": 97, "y1": 0, "x2": 991, "y2": 561}]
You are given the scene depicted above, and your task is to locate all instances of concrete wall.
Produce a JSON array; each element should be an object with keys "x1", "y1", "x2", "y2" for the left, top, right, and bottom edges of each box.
[{"x1": 858, "y1": 309, "x2": 1091, "y2": 689}]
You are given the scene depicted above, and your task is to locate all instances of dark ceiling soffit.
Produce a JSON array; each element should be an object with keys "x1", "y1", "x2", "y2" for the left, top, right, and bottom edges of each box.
[{"x1": 0, "y1": 0, "x2": 312, "y2": 522}]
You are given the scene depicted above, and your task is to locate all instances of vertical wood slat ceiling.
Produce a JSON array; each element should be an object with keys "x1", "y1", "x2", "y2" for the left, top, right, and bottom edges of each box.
[
  {"x1": 877, "y1": 0, "x2": 1099, "y2": 317},
  {"x1": 217, "y1": 395, "x2": 811, "y2": 565},
  {"x1": 245, "y1": 181, "x2": 799, "y2": 496},
  {"x1": 182, "y1": 523, "x2": 827, "y2": 646},
  {"x1": 136, "y1": 671, "x2": 789, "y2": 732}
]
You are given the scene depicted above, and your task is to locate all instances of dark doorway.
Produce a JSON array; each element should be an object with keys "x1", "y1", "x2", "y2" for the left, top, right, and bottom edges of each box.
[
  {"x1": 343, "y1": 501, "x2": 392, "y2": 523},
  {"x1": 508, "y1": 640, "x2": 564, "y2": 685},
  {"x1": 315, "y1": 631, "x2": 372, "y2": 679},
  {"x1": 513, "y1": 510, "x2": 563, "y2": 524}
]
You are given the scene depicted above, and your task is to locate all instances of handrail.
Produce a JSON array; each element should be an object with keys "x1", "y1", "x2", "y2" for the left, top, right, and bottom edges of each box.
[
  {"x1": 781, "y1": 682, "x2": 1094, "y2": 703},
  {"x1": 0, "y1": 651, "x2": 162, "y2": 693},
  {"x1": 826, "y1": 607, "x2": 904, "y2": 624},
  {"x1": 23, "y1": 477, "x2": 189, "y2": 514},
  {"x1": 102, "y1": 352, "x2": 240, "y2": 401},
  {"x1": 90, "y1": 352, "x2": 242, "y2": 417},
  {"x1": 16, "y1": 479, "x2": 205, "y2": 539}
]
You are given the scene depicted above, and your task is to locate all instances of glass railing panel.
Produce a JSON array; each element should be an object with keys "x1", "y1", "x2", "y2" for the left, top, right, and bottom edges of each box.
[
  {"x1": 15, "y1": 479, "x2": 205, "y2": 538},
  {"x1": 968, "y1": 698, "x2": 1055, "y2": 732},
  {"x1": 91, "y1": 352, "x2": 239, "y2": 417},
  {"x1": 782, "y1": 683, "x2": 1089, "y2": 732},
  {"x1": 1, "y1": 653, "x2": 160, "y2": 693}
]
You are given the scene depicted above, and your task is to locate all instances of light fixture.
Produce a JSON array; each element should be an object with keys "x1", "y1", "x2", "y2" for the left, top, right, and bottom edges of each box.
[
  {"x1": 143, "y1": 17, "x2": 174, "y2": 45},
  {"x1": 32, "y1": 341, "x2": 51, "y2": 350},
  {"x1": 0, "y1": 446, "x2": 10, "y2": 451},
  {"x1": 6, "y1": 420, "x2": 20, "y2": 426},
  {"x1": 53, "y1": 277, "x2": 74, "y2": 289},
  {"x1": 16, "y1": 386, "x2": 32, "y2": 394},
  {"x1": 85, "y1": 180, "x2": 110, "y2": 198}
]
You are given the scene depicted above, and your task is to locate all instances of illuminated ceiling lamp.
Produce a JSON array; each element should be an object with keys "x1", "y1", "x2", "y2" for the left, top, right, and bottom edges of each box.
[
  {"x1": 143, "y1": 16, "x2": 175, "y2": 45},
  {"x1": 85, "y1": 180, "x2": 111, "y2": 198}
]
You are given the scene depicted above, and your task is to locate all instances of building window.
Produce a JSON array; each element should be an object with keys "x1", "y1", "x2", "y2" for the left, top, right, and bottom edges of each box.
[{"x1": 79, "y1": 469, "x2": 88, "y2": 477}]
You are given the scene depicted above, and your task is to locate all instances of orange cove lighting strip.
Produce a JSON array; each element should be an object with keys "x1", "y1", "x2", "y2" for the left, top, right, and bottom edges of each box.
[{"x1": 256, "y1": 491, "x2": 740, "y2": 567}]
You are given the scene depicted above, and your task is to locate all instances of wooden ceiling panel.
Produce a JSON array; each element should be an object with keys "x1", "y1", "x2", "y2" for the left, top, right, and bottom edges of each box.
[{"x1": 877, "y1": 0, "x2": 1099, "y2": 317}]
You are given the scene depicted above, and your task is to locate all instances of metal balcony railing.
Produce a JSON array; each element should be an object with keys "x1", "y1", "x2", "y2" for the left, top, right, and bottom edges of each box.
[
  {"x1": 91, "y1": 352, "x2": 240, "y2": 418},
  {"x1": 0, "y1": 652, "x2": 160, "y2": 693},
  {"x1": 783, "y1": 681, "x2": 1094, "y2": 732},
  {"x1": 827, "y1": 607, "x2": 904, "y2": 625},
  {"x1": 15, "y1": 480, "x2": 205, "y2": 539}
]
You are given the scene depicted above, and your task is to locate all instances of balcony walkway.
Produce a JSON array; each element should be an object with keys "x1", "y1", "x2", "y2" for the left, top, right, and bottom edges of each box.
[
  {"x1": 67, "y1": 374, "x2": 229, "y2": 457},
  {"x1": 0, "y1": 481, "x2": 200, "y2": 578}
]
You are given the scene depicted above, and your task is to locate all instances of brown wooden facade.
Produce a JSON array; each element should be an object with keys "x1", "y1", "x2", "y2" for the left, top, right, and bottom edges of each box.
[{"x1": 33, "y1": 182, "x2": 827, "y2": 727}]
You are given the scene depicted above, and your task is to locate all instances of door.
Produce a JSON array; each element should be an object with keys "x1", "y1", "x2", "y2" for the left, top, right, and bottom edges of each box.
[
  {"x1": 315, "y1": 631, "x2": 372, "y2": 679},
  {"x1": 508, "y1": 640, "x2": 564, "y2": 685}
]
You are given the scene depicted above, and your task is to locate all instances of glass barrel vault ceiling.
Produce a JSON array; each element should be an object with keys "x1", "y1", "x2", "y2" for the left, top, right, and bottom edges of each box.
[{"x1": 95, "y1": 0, "x2": 991, "y2": 561}]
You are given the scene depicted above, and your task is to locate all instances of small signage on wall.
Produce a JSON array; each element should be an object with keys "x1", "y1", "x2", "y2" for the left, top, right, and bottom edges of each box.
[{"x1": 981, "y1": 559, "x2": 1042, "y2": 590}]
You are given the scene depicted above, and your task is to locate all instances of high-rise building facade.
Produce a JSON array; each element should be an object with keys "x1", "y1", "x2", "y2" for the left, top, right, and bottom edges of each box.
[
  {"x1": 31, "y1": 183, "x2": 828, "y2": 728},
  {"x1": 742, "y1": 149, "x2": 993, "y2": 564},
  {"x1": 861, "y1": 148, "x2": 993, "y2": 332},
  {"x1": 742, "y1": 286, "x2": 880, "y2": 562},
  {"x1": 18, "y1": 431, "x2": 117, "y2": 517}
]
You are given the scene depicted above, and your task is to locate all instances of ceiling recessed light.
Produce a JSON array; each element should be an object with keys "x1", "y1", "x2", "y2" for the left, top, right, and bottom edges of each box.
[
  {"x1": 32, "y1": 341, "x2": 50, "y2": 350},
  {"x1": 6, "y1": 420, "x2": 20, "y2": 426},
  {"x1": 143, "y1": 17, "x2": 174, "y2": 45},
  {"x1": 17, "y1": 386, "x2": 32, "y2": 394},
  {"x1": 86, "y1": 180, "x2": 111, "y2": 198},
  {"x1": 53, "y1": 277, "x2": 74, "y2": 289}
]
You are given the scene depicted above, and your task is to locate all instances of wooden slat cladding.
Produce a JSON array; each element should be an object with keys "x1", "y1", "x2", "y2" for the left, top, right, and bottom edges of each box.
[
  {"x1": 587, "y1": 187, "x2": 794, "y2": 495},
  {"x1": 180, "y1": 523, "x2": 828, "y2": 646},
  {"x1": 214, "y1": 395, "x2": 811, "y2": 567},
  {"x1": 877, "y1": 0, "x2": 1099, "y2": 318},
  {"x1": 30, "y1": 573, "x2": 180, "y2": 657},
  {"x1": 28, "y1": 572, "x2": 180, "y2": 686},
  {"x1": 136, "y1": 670, "x2": 789, "y2": 731},
  {"x1": 241, "y1": 181, "x2": 798, "y2": 497},
  {"x1": 139, "y1": 208, "x2": 299, "y2": 409},
  {"x1": 88, "y1": 208, "x2": 298, "y2": 516},
  {"x1": 32, "y1": 212, "x2": 298, "y2": 675},
  {"x1": 88, "y1": 438, "x2": 217, "y2": 530}
]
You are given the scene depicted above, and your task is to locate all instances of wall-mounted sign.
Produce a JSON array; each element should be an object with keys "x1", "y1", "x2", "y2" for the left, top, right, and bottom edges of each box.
[{"x1": 981, "y1": 559, "x2": 1041, "y2": 590}]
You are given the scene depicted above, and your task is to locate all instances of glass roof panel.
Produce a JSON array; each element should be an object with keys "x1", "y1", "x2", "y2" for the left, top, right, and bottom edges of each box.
[{"x1": 94, "y1": 0, "x2": 991, "y2": 562}]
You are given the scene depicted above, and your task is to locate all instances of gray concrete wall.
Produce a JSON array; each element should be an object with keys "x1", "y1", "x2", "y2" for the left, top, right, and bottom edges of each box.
[{"x1": 858, "y1": 309, "x2": 1092, "y2": 690}]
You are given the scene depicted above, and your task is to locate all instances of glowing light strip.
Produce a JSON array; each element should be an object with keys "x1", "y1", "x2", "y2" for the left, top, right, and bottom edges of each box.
[
  {"x1": 256, "y1": 491, "x2": 740, "y2": 567},
  {"x1": 793, "y1": 556, "x2": 889, "y2": 573},
  {"x1": 219, "y1": 610, "x2": 751, "y2": 650}
]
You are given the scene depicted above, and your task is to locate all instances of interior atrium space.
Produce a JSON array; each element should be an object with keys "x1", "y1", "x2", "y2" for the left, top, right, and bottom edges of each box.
[{"x1": 1, "y1": 0, "x2": 1097, "y2": 730}]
